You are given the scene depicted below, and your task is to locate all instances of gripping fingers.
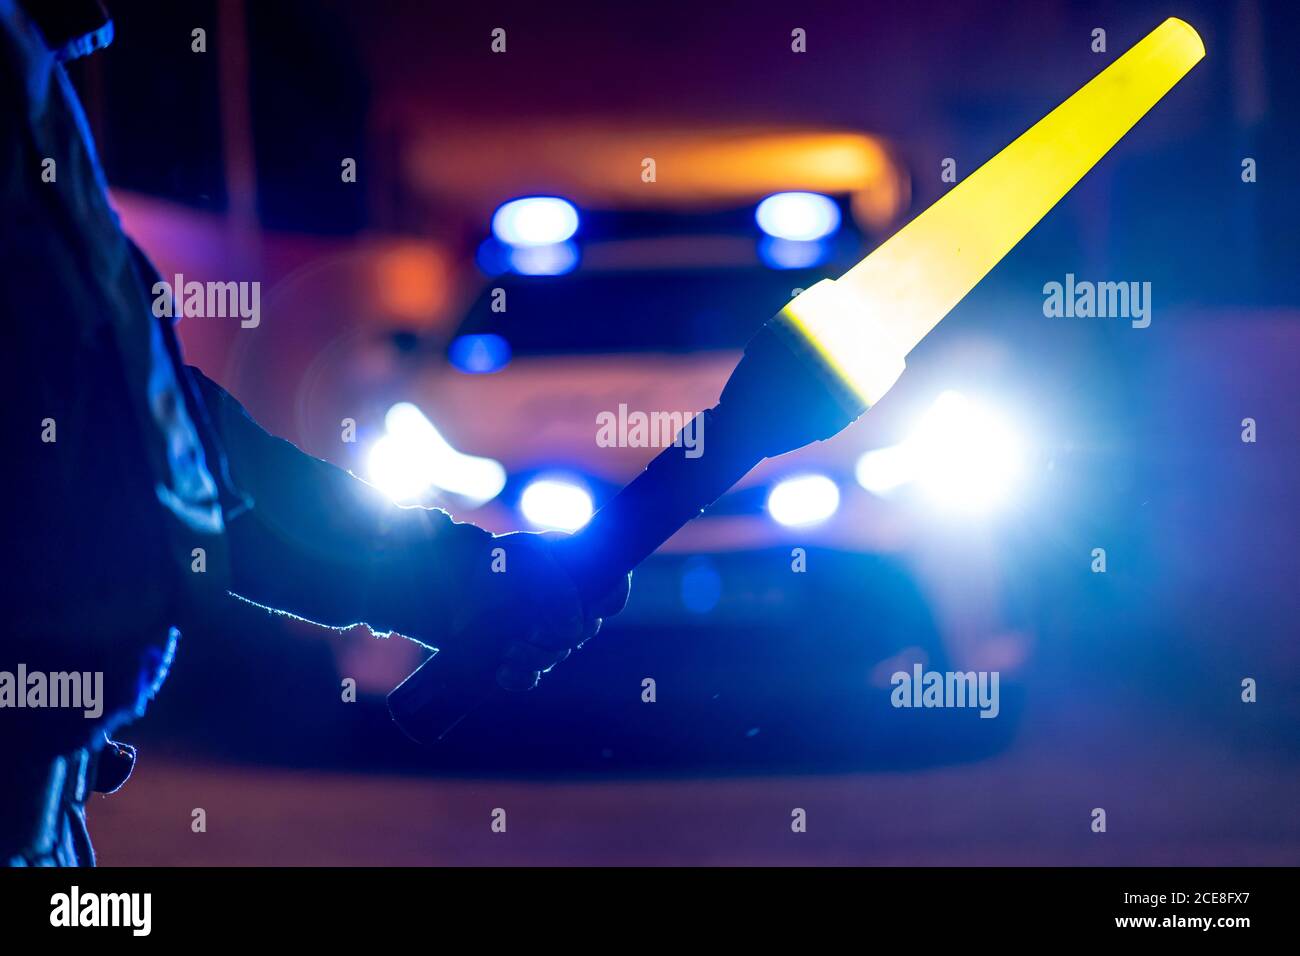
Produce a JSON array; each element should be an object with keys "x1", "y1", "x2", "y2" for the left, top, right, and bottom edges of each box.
[{"x1": 496, "y1": 639, "x2": 571, "y2": 692}]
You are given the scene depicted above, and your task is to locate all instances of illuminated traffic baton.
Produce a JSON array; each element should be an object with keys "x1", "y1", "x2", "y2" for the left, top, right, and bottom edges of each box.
[{"x1": 389, "y1": 18, "x2": 1204, "y2": 742}]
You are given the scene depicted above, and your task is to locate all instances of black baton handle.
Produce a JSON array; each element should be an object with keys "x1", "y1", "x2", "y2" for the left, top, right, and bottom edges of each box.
[
  {"x1": 387, "y1": 320, "x2": 867, "y2": 743},
  {"x1": 386, "y1": 406, "x2": 763, "y2": 743}
]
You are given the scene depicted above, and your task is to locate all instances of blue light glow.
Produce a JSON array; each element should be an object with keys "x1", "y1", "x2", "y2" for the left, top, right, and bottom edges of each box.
[
  {"x1": 680, "y1": 557, "x2": 722, "y2": 614},
  {"x1": 854, "y1": 390, "x2": 1026, "y2": 514},
  {"x1": 767, "y1": 474, "x2": 840, "y2": 527},
  {"x1": 758, "y1": 236, "x2": 832, "y2": 270},
  {"x1": 474, "y1": 238, "x2": 511, "y2": 276},
  {"x1": 755, "y1": 191, "x2": 841, "y2": 241},
  {"x1": 367, "y1": 402, "x2": 506, "y2": 506},
  {"x1": 449, "y1": 334, "x2": 511, "y2": 374},
  {"x1": 492, "y1": 197, "x2": 580, "y2": 247},
  {"x1": 507, "y1": 240, "x2": 580, "y2": 276},
  {"x1": 520, "y1": 477, "x2": 594, "y2": 531}
]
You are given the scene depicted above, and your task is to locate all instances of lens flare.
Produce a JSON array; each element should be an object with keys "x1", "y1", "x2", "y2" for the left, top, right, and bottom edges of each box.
[
  {"x1": 368, "y1": 403, "x2": 506, "y2": 505},
  {"x1": 520, "y1": 478, "x2": 594, "y2": 531},
  {"x1": 767, "y1": 474, "x2": 840, "y2": 527},
  {"x1": 856, "y1": 390, "x2": 1026, "y2": 514}
]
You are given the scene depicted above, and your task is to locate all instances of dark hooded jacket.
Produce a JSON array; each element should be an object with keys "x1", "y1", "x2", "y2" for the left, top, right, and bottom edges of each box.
[{"x1": 0, "y1": 0, "x2": 495, "y2": 863}]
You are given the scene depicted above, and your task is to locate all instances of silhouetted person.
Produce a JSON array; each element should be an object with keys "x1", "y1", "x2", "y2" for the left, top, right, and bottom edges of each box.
[{"x1": 0, "y1": 0, "x2": 627, "y2": 866}]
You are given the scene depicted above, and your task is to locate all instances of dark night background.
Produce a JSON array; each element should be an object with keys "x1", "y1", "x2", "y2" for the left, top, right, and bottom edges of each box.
[{"x1": 47, "y1": 0, "x2": 1300, "y2": 863}]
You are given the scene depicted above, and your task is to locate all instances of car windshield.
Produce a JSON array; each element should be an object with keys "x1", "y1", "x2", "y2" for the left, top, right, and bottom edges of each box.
[{"x1": 454, "y1": 266, "x2": 834, "y2": 355}]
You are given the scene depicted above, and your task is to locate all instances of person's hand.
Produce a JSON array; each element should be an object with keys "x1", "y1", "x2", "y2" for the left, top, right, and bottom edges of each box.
[{"x1": 485, "y1": 531, "x2": 631, "y2": 692}]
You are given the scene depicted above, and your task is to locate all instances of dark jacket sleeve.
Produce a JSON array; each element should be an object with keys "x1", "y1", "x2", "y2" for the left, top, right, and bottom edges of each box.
[
  {"x1": 1, "y1": 0, "x2": 198, "y2": 759},
  {"x1": 188, "y1": 367, "x2": 496, "y2": 648}
]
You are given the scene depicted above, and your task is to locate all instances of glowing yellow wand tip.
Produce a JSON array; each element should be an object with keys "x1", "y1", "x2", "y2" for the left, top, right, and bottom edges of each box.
[{"x1": 779, "y1": 17, "x2": 1205, "y2": 407}]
